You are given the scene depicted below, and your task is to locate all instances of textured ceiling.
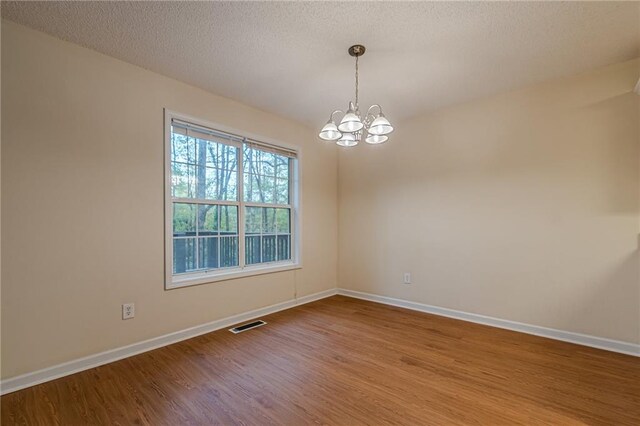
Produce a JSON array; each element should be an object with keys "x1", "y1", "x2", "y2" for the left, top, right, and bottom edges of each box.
[{"x1": 3, "y1": 1, "x2": 639, "y2": 128}]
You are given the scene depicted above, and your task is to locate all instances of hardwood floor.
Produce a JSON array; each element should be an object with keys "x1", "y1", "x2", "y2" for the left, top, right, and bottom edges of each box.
[{"x1": 2, "y1": 295, "x2": 639, "y2": 425}]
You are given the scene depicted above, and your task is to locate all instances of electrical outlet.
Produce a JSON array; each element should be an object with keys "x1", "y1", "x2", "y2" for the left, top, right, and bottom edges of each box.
[
  {"x1": 403, "y1": 272, "x2": 411, "y2": 284},
  {"x1": 122, "y1": 303, "x2": 135, "y2": 320}
]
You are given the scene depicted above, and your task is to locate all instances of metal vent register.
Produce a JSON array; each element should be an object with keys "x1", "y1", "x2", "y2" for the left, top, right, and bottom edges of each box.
[{"x1": 229, "y1": 320, "x2": 267, "y2": 334}]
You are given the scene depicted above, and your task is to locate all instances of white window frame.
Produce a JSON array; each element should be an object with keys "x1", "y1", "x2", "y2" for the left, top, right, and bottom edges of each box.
[{"x1": 164, "y1": 109, "x2": 302, "y2": 289}]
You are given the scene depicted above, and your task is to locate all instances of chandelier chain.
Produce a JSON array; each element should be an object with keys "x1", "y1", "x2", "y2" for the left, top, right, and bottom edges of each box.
[{"x1": 355, "y1": 55, "x2": 359, "y2": 109}]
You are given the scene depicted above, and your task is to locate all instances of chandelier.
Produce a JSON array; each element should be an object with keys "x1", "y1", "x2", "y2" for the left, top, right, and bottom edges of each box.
[{"x1": 318, "y1": 45, "x2": 394, "y2": 147}]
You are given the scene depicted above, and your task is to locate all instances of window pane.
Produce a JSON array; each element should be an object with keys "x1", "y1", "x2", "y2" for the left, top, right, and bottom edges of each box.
[
  {"x1": 246, "y1": 173, "x2": 261, "y2": 203},
  {"x1": 217, "y1": 143, "x2": 238, "y2": 169},
  {"x1": 171, "y1": 129, "x2": 238, "y2": 201},
  {"x1": 198, "y1": 237, "x2": 219, "y2": 270},
  {"x1": 275, "y1": 156, "x2": 289, "y2": 180},
  {"x1": 276, "y1": 208, "x2": 290, "y2": 234},
  {"x1": 173, "y1": 203, "x2": 196, "y2": 236},
  {"x1": 243, "y1": 145, "x2": 254, "y2": 172},
  {"x1": 244, "y1": 146, "x2": 275, "y2": 176},
  {"x1": 202, "y1": 138, "x2": 238, "y2": 169},
  {"x1": 171, "y1": 132, "x2": 196, "y2": 165},
  {"x1": 202, "y1": 168, "x2": 217, "y2": 200},
  {"x1": 258, "y1": 151, "x2": 276, "y2": 177},
  {"x1": 204, "y1": 167, "x2": 238, "y2": 201},
  {"x1": 243, "y1": 145, "x2": 289, "y2": 205},
  {"x1": 220, "y1": 236, "x2": 239, "y2": 267},
  {"x1": 203, "y1": 139, "x2": 218, "y2": 167},
  {"x1": 262, "y1": 175, "x2": 276, "y2": 203},
  {"x1": 243, "y1": 173, "x2": 274, "y2": 203},
  {"x1": 173, "y1": 203, "x2": 239, "y2": 272},
  {"x1": 173, "y1": 238, "x2": 196, "y2": 274},
  {"x1": 243, "y1": 173, "x2": 254, "y2": 202},
  {"x1": 220, "y1": 205, "x2": 238, "y2": 234},
  {"x1": 171, "y1": 163, "x2": 196, "y2": 198},
  {"x1": 245, "y1": 235, "x2": 261, "y2": 265},
  {"x1": 275, "y1": 178, "x2": 289, "y2": 205},
  {"x1": 277, "y1": 235, "x2": 291, "y2": 261},
  {"x1": 195, "y1": 138, "x2": 207, "y2": 168},
  {"x1": 243, "y1": 206, "x2": 291, "y2": 265},
  {"x1": 263, "y1": 208, "x2": 276, "y2": 233},
  {"x1": 245, "y1": 207, "x2": 262, "y2": 234},
  {"x1": 221, "y1": 169, "x2": 239, "y2": 201},
  {"x1": 262, "y1": 235, "x2": 276, "y2": 262},
  {"x1": 197, "y1": 205, "x2": 218, "y2": 236}
]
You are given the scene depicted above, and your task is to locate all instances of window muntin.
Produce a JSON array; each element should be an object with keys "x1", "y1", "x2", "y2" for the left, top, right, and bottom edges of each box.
[{"x1": 166, "y1": 114, "x2": 298, "y2": 287}]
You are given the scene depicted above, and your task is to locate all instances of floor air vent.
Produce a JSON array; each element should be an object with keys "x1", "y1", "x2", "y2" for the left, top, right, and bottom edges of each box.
[{"x1": 229, "y1": 320, "x2": 267, "y2": 334}]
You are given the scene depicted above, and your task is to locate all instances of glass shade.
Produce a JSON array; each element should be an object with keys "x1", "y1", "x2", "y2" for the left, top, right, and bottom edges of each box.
[
  {"x1": 367, "y1": 114, "x2": 393, "y2": 135},
  {"x1": 318, "y1": 122, "x2": 341, "y2": 141},
  {"x1": 338, "y1": 113, "x2": 364, "y2": 132},
  {"x1": 338, "y1": 102, "x2": 364, "y2": 133},
  {"x1": 365, "y1": 134, "x2": 388, "y2": 144},
  {"x1": 336, "y1": 132, "x2": 358, "y2": 147}
]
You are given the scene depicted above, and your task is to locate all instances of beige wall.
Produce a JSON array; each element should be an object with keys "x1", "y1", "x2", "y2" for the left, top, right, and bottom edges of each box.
[
  {"x1": 0, "y1": 21, "x2": 338, "y2": 379},
  {"x1": 1, "y1": 18, "x2": 639, "y2": 381},
  {"x1": 338, "y1": 59, "x2": 640, "y2": 344}
]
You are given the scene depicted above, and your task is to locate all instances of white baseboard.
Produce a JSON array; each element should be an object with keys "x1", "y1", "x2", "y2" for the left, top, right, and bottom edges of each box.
[
  {"x1": 0, "y1": 288, "x2": 338, "y2": 395},
  {"x1": 3, "y1": 286, "x2": 638, "y2": 395},
  {"x1": 337, "y1": 289, "x2": 640, "y2": 357}
]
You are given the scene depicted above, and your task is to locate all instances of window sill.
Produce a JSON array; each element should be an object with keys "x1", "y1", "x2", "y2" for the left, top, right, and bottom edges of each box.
[{"x1": 166, "y1": 262, "x2": 302, "y2": 290}]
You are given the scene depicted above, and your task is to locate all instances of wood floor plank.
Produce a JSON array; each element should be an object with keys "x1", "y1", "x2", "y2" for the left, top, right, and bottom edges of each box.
[{"x1": 2, "y1": 295, "x2": 639, "y2": 425}]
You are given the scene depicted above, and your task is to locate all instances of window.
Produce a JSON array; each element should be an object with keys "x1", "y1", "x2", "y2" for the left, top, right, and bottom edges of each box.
[{"x1": 165, "y1": 111, "x2": 300, "y2": 288}]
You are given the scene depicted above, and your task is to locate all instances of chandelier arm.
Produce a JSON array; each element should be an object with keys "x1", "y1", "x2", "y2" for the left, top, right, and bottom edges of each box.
[
  {"x1": 366, "y1": 104, "x2": 382, "y2": 116},
  {"x1": 329, "y1": 110, "x2": 344, "y2": 122},
  {"x1": 362, "y1": 105, "x2": 381, "y2": 128},
  {"x1": 363, "y1": 114, "x2": 375, "y2": 128}
]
